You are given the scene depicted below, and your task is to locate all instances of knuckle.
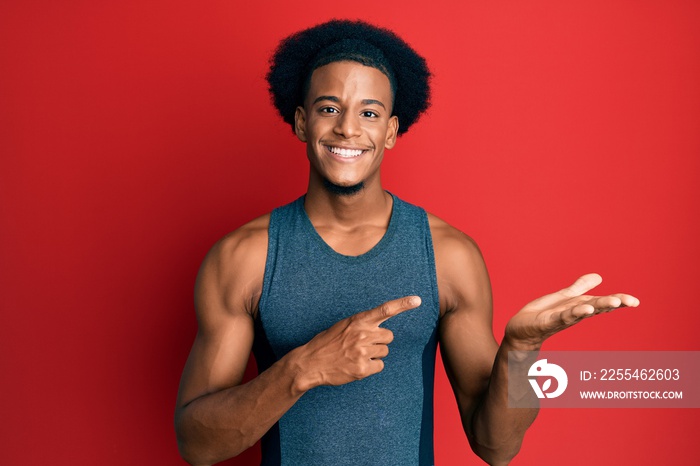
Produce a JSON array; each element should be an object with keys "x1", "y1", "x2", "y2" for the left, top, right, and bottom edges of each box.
[
  {"x1": 378, "y1": 303, "x2": 391, "y2": 318},
  {"x1": 353, "y1": 361, "x2": 369, "y2": 379},
  {"x1": 349, "y1": 329, "x2": 369, "y2": 344}
]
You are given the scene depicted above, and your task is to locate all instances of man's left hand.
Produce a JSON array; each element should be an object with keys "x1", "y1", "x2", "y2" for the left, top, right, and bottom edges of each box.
[{"x1": 504, "y1": 273, "x2": 640, "y2": 351}]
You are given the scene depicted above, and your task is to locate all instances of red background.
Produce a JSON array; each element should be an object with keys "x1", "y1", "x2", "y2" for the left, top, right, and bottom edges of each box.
[{"x1": 2, "y1": 1, "x2": 698, "y2": 464}]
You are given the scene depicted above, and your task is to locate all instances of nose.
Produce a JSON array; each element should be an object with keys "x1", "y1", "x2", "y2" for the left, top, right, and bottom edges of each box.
[{"x1": 334, "y1": 111, "x2": 362, "y2": 138}]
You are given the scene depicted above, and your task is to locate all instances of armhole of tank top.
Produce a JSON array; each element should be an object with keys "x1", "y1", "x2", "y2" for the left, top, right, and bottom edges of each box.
[
  {"x1": 258, "y1": 207, "x2": 278, "y2": 319},
  {"x1": 422, "y1": 208, "x2": 441, "y2": 320}
]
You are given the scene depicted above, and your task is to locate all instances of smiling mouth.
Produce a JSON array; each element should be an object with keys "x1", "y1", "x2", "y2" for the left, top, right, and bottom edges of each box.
[{"x1": 325, "y1": 145, "x2": 366, "y2": 158}]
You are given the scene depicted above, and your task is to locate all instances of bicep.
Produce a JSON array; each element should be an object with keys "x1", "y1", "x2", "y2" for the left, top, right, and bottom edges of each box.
[{"x1": 176, "y1": 311, "x2": 255, "y2": 409}]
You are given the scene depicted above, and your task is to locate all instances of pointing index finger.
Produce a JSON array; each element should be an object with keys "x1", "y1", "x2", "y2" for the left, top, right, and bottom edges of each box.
[{"x1": 361, "y1": 296, "x2": 422, "y2": 325}]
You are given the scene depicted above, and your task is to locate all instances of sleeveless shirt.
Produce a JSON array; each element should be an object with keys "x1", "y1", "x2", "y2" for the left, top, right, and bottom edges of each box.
[{"x1": 253, "y1": 193, "x2": 440, "y2": 466}]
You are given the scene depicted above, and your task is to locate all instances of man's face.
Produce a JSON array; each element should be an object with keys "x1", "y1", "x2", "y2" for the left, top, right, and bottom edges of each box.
[{"x1": 295, "y1": 61, "x2": 398, "y2": 194}]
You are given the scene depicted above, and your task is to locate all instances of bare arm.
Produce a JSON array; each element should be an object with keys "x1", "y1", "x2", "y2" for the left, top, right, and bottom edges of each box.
[
  {"x1": 175, "y1": 215, "x2": 421, "y2": 465},
  {"x1": 174, "y1": 215, "x2": 308, "y2": 465},
  {"x1": 431, "y1": 215, "x2": 510, "y2": 463},
  {"x1": 430, "y1": 215, "x2": 639, "y2": 465}
]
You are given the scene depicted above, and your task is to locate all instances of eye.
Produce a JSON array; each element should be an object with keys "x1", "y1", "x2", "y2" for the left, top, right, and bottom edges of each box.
[
  {"x1": 361, "y1": 110, "x2": 379, "y2": 118},
  {"x1": 319, "y1": 106, "x2": 339, "y2": 114}
]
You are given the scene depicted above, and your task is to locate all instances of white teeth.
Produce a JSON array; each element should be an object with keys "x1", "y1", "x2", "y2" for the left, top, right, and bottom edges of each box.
[{"x1": 328, "y1": 146, "x2": 363, "y2": 158}]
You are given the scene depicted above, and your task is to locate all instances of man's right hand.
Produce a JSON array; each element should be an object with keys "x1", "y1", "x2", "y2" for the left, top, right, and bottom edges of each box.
[{"x1": 292, "y1": 296, "x2": 422, "y2": 390}]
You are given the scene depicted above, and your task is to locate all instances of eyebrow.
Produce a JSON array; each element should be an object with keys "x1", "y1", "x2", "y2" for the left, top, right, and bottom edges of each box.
[{"x1": 312, "y1": 95, "x2": 386, "y2": 110}]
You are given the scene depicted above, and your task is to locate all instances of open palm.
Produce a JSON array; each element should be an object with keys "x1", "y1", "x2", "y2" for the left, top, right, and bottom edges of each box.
[{"x1": 505, "y1": 273, "x2": 640, "y2": 349}]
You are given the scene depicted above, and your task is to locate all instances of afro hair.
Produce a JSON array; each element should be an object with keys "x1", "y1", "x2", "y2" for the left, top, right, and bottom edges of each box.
[{"x1": 266, "y1": 19, "x2": 431, "y2": 136}]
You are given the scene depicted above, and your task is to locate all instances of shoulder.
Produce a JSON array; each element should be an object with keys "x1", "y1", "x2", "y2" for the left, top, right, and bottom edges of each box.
[
  {"x1": 212, "y1": 213, "x2": 270, "y2": 263},
  {"x1": 427, "y1": 212, "x2": 484, "y2": 271},
  {"x1": 426, "y1": 212, "x2": 491, "y2": 316},
  {"x1": 195, "y1": 213, "x2": 270, "y2": 320}
]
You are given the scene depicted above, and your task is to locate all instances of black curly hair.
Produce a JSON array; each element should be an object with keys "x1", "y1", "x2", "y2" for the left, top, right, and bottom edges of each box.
[{"x1": 266, "y1": 19, "x2": 431, "y2": 136}]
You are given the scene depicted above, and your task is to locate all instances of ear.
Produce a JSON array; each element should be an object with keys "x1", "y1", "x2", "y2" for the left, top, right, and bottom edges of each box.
[
  {"x1": 384, "y1": 115, "x2": 399, "y2": 149},
  {"x1": 294, "y1": 106, "x2": 307, "y2": 142}
]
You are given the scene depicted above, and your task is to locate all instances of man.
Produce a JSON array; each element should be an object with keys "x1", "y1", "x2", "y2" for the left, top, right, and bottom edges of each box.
[{"x1": 175, "y1": 20, "x2": 638, "y2": 466}]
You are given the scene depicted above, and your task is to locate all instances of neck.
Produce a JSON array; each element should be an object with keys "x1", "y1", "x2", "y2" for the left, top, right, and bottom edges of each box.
[{"x1": 304, "y1": 176, "x2": 392, "y2": 229}]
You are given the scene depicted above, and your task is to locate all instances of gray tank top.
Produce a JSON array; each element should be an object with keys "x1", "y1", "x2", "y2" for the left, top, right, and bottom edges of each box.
[{"x1": 253, "y1": 193, "x2": 439, "y2": 465}]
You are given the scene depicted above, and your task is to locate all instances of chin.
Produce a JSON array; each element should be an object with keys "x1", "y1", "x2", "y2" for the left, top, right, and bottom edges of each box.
[{"x1": 322, "y1": 178, "x2": 365, "y2": 196}]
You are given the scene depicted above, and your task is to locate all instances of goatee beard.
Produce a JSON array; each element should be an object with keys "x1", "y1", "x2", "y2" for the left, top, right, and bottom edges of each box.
[{"x1": 322, "y1": 178, "x2": 365, "y2": 196}]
